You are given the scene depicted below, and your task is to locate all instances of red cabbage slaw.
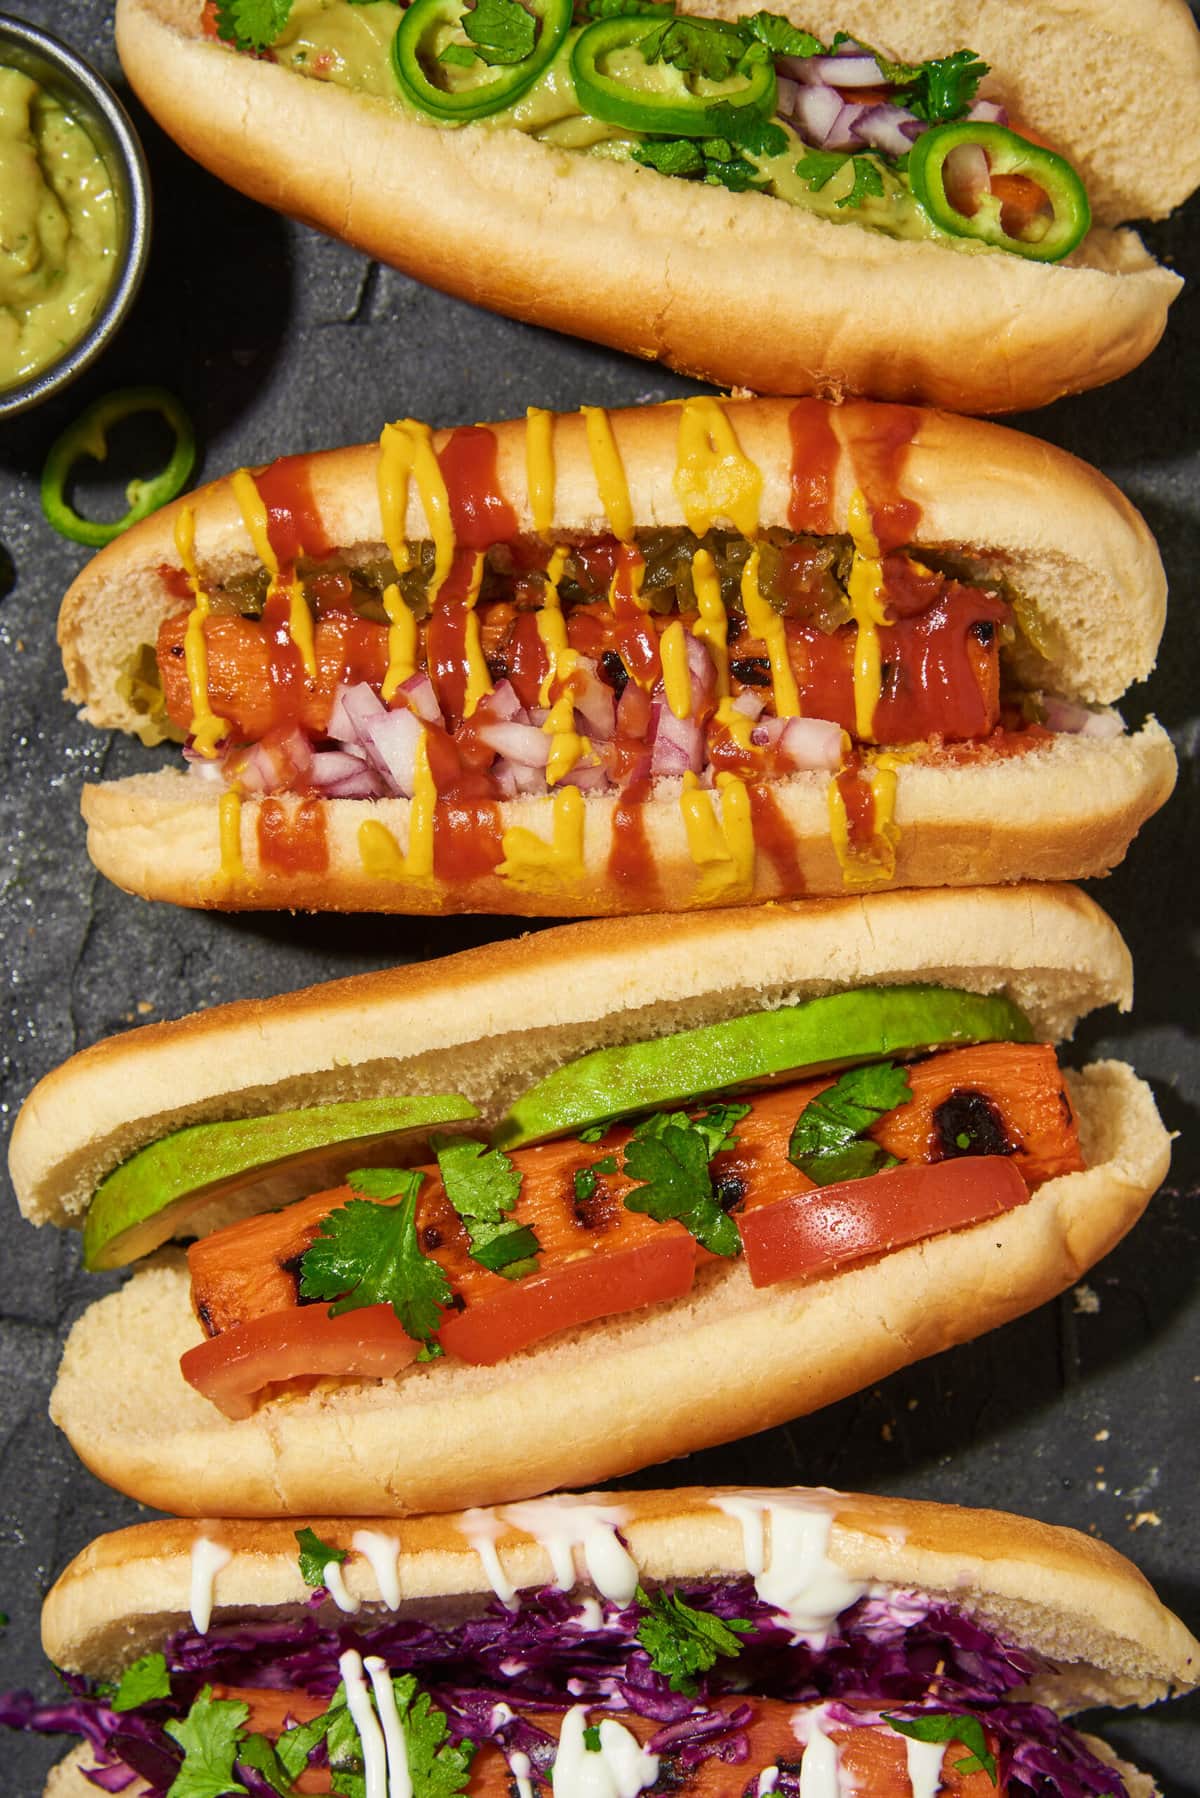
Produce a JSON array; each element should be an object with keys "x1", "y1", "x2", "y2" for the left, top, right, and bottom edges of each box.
[{"x1": 0, "y1": 1578, "x2": 1128, "y2": 1796}]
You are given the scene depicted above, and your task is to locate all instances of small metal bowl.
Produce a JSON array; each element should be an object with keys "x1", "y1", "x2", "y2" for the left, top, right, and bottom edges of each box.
[{"x1": 0, "y1": 15, "x2": 151, "y2": 420}]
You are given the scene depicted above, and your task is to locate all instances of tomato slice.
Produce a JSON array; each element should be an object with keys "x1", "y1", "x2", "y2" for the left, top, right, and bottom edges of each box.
[
  {"x1": 737, "y1": 1155, "x2": 1029, "y2": 1289},
  {"x1": 180, "y1": 1304, "x2": 419, "y2": 1421},
  {"x1": 438, "y1": 1230, "x2": 697, "y2": 1366}
]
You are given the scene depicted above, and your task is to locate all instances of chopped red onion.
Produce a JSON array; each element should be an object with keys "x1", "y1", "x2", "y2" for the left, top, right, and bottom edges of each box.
[
  {"x1": 824, "y1": 99, "x2": 872, "y2": 151},
  {"x1": 360, "y1": 707, "x2": 421, "y2": 796},
  {"x1": 186, "y1": 756, "x2": 226, "y2": 786},
  {"x1": 311, "y1": 750, "x2": 377, "y2": 789},
  {"x1": 779, "y1": 716, "x2": 843, "y2": 770},
  {"x1": 557, "y1": 762, "x2": 610, "y2": 791},
  {"x1": 328, "y1": 680, "x2": 385, "y2": 747},
  {"x1": 483, "y1": 679, "x2": 523, "y2": 724},
  {"x1": 968, "y1": 98, "x2": 1008, "y2": 125},
  {"x1": 569, "y1": 658, "x2": 617, "y2": 740},
  {"x1": 324, "y1": 768, "x2": 387, "y2": 799},
  {"x1": 396, "y1": 671, "x2": 444, "y2": 726},
  {"x1": 493, "y1": 756, "x2": 547, "y2": 796},
  {"x1": 685, "y1": 635, "x2": 717, "y2": 713},
  {"x1": 476, "y1": 720, "x2": 552, "y2": 767},
  {"x1": 788, "y1": 82, "x2": 844, "y2": 145},
  {"x1": 944, "y1": 142, "x2": 990, "y2": 217},
  {"x1": 855, "y1": 103, "x2": 922, "y2": 158},
  {"x1": 650, "y1": 701, "x2": 704, "y2": 775},
  {"x1": 617, "y1": 680, "x2": 653, "y2": 739},
  {"x1": 809, "y1": 52, "x2": 881, "y2": 86},
  {"x1": 228, "y1": 728, "x2": 313, "y2": 795},
  {"x1": 1041, "y1": 696, "x2": 1125, "y2": 739},
  {"x1": 731, "y1": 691, "x2": 766, "y2": 722}
]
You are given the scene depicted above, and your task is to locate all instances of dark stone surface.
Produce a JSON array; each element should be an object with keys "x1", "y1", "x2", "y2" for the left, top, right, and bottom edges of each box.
[{"x1": 0, "y1": 2, "x2": 1197, "y2": 1791}]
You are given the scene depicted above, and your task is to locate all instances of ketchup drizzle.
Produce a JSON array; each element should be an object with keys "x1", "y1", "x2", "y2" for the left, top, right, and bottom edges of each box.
[
  {"x1": 255, "y1": 455, "x2": 332, "y2": 565},
  {"x1": 438, "y1": 426, "x2": 518, "y2": 549}
]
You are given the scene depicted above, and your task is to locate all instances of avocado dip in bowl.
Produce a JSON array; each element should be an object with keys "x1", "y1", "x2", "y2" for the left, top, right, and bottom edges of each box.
[{"x1": 0, "y1": 14, "x2": 150, "y2": 419}]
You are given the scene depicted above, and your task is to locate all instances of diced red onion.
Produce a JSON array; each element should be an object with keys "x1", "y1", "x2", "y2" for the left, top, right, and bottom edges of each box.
[
  {"x1": 557, "y1": 762, "x2": 610, "y2": 792},
  {"x1": 650, "y1": 701, "x2": 704, "y2": 775},
  {"x1": 617, "y1": 680, "x2": 653, "y2": 739},
  {"x1": 685, "y1": 635, "x2": 717, "y2": 713},
  {"x1": 228, "y1": 727, "x2": 313, "y2": 795},
  {"x1": 569, "y1": 659, "x2": 617, "y2": 740},
  {"x1": 750, "y1": 716, "x2": 787, "y2": 750},
  {"x1": 311, "y1": 749, "x2": 377, "y2": 789},
  {"x1": 476, "y1": 720, "x2": 552, "y2": 767},
  {"x1": 186, "y1": 756, "x2": 227, "y2": 786},
  {"x1": 779, "y1": 715, "x2": 843, "y2": 770},
  {"x1": 731, "y1": 690, "x2": 766, "y2": 722},
  {"x1": 1041, "y1": 696, "x2": 1125, "y2": 739},
  {"x1": 776, "y1": 75, "x2": 799, "y2": 114},
  {"x1": 493, "y1": 756, "x2": 547, "y2": 796},
  {"x1": 360, "y1": 707, "x2": 421, "y2": 796},
  {"x1": 328, "y1": 680, "x2": 385, "y2": 747},
  {"x1": 324, "y1": 768, "x2": 386, "y2": 799},
  {"x1": 968, "y1": 98, "x2": 1008, "y2": 125},
  {"x1": 824, "y1": 99, "x2": 872, "y2": 151},
  {"x1": 396, "y1": 671, "x2": 444, "y2": 726},
  {"x1": 482, "y1": 678, "x2": 523, "y2": 724},
  {"x1": 776, "y1": 55, "x2": 828, "y2": 85},
  {"x1": 944, "y1": 142, "x2": 990, "y2": 217},
  {"x1": 788, "y1": 82, "x2": 844, "y2": 145},
  {"x1": 855, "y1": 103, "x2": 922, "y2": 157},
  {"x1": 808, "y1": 52, "x2": 882, "y2": 86}
]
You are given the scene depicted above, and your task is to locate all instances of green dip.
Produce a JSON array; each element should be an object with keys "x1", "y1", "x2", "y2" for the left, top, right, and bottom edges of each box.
[{"x1": 0, "y1": 66, "x2": 120, "y2": 389}]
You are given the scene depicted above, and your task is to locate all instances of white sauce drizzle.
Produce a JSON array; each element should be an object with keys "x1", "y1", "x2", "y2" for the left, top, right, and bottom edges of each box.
[
  {"x1": 552, "y1": 1706, "x2": 660, "y2": 1798},
  {"x1": 510, "y1": 1749, "x2": 536, "y2": 1798},
  {"x1": 460, "y1": 1507, "x2": 519, "y2": 1609},
  {"x1": 353, "y1": 1530, "x2": 403, "y2": 1609},
  {"x1": 713, "y1": 1493, "x2": 869, "y2": 1647},
  {"x1": 904, "y1": 1737, "x2": 946, "y2": 1798},
  {"x1": 792, "y1": 1709, "x2": 848, "y2": 1798},
  {"x1": 366, "y1": 1653, "x2": 414, "y2": 1798},
  {"x1": 189, "y1": 1538, "x2": 231, "y2": 1635},
  {"x1": 502, "y1": 1498, "x2": 639, "y2": 1603},
  {"x1": 325, "y1": 1559, "x2": 361, "y2": 1614},
  {"x1": 757, "y1": 1766, "x2": 780, "y2": 1795},
  {"x1": 576, "y1": 1598, "x2": 605, "y2": 1632},
  {"x1": 341, "y1": 1649, "x2": 389, "y2": 1798}
]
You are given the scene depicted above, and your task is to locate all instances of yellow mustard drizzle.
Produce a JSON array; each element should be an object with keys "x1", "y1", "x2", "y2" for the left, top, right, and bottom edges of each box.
[
  {"x1": 660, "y1": 619, "x2": 692, "y2": 720},
  {"x1": 498, "y1": 786, "x2": 586, "y2": 890},
  {"x1": 357, "y1": 729, "x2": 438, "y2": 881},
  {"x1": 526, "y1": 405, "x2": 556, "y2": 538},
  {"x1": 674, "y1": 396, "x2": 762, "y2": 539},
  {"x1": 690, "y1": 547, "x2": 729, "y2": 698},
  {"x1": 845, "y1": 489, "x2": 890, "y2": 743},
  {"x1": 581, "y1": 405, "x2": 633, "y2": 541},
  {"x1": 715, "y1": 696, "x2": 756, "y2": 756},
  {"x1": 381, "y1": 586, "x2": 417, "y2": 702},
  {"x1": 740, "y1": 547, "x2": 801, "y2": 719},
  {"x1": 229, "y1": 467, "x2": 317, "y2": 681},
  {"x1": 175, "y1": 504, "x2": 228, "y2": 759},
  {"x1": 378, "y1": 418, "x2": 456, "y2": 601},
  {"x1": 543, "y1": 693, "x2": 592, "y2": 785},
  {"x1": 827, "y1": 748, "x2": 902, "y2": 887},
  {"x1": 680, "y1": 770, "x2": 755, "y2": 903},
  {"x1": 461, "y1": 551, "x2": 492, "y2": 718},
  {"x1": 218, "y1": 789, "x2": 244, "y2": 882},
  {"x1": 536, "y1": 545, "x2": 570, "y2": 706}
]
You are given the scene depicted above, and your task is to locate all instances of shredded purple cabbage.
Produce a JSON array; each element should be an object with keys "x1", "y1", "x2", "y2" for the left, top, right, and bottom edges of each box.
[{"x1": 0, "y1": 1579, "x2": 1128, "y2": 1798}]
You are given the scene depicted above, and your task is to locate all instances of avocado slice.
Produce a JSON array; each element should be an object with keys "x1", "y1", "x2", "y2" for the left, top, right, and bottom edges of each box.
[
  {"x1": 494, "y1": 986, "x2": 1033, "y2": 1150},
  {"x1": 83, "y1": 1093, "x2": 478, "y2": 1270}
]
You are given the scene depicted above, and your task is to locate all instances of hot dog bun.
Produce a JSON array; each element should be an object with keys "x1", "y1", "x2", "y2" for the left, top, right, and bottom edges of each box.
[
  {"x1": 58, "y1": 398, "x2": 1176, "y2": 916},
  {"x1": 11, "y1": 885, "x2": 1170, "y2": 1515},
  {"x1": 113, "y1": 1, "x2": 1200, "y2": 410}
]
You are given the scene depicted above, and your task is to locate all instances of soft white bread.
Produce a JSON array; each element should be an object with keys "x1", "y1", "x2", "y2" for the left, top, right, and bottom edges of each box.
[
  {"x1": 112, "y1": 2, "x2": 1198, "y2": 410},
  {"x1": 10, "y1": 883, "x2": 1139, "y2": 1229},
  {"x1": 39, "y1": 1490, "x2": 1200, "y2": 1707},
  {"x1": 45, "y1": 1056, "x2": 1171, "y2": 1515},
  {"x1": 78, "y1": 722, "x2": 1176, "y2": 913},
  {"x1": 57, "y1": 400, "x2": 1176, "y2": 914},
  {"x1": 59, "y1": 400, "x2": 1169, "y2": 731}
]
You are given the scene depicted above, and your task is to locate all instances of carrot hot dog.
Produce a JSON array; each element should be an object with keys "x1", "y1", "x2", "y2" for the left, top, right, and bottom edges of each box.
[
  {"x1": 59, "y1": 398, "x2": 1175, "y2": 916},
  {"x1": 112, "y1": 0, "x2": 1200, "y2": 409},
  {"x1": 9, "y1": 884, "x2": 1170, "y2": 1516},
  {"x1": 4, "y1": 1489, "x2": 1196, "y2": 1796}
]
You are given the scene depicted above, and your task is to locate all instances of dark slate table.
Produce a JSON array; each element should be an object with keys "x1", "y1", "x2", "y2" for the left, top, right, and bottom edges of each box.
[{"x1": 0, "y1": 3, "x2": 1197, "y2": 1790}]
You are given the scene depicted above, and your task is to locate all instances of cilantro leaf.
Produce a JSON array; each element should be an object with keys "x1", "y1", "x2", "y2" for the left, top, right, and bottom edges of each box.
[
  {"x1": 889, "y1": 49, "x2": 988, "y2": 123},
  {"x1": 635, "y1": 1583, "x2": 752, "y2": 1693},
  {"x1": 638, "y1": 16, "x2": 747, "y2": 80},
  {"x1": 788, "y1": 1062, "x2": 911, "y2": 1184},
  {"x1": 296, "y1": 1526, "x2": 347, "y2": 1591},
  {"x1": 623, "y1": 1113, "x2": 742, "y2": 1256},
  {"x1": 112, "y1": 1651, "x2": 171, "y2": 1713},
  {"x1": 742, "y1": 10, "x2": 823, "y2": 58},
  {"x1": 883, "y1": 1713, "x2": 998, "y2": 1786},
  {"x1": 165, "y1": 1687, "x2": 249, "y2": 1798},
  {"x1": 237, "y1": 1734, "x2": 297, "y2": 1796},
  {"x1": 439, "y1": 42, "x2": 479, "y2": 64},
  {"x1": 583, "y1": 1725, "x2": 603, "y2": 1751},
  {"x1": 794, "y1": 148, "x2": 886, "y2": 208},
  {"x1": 793, "y1": 146, "x2": 847, "y2": 191},
  {"x1": 633, "y1": 139, "x2": 706, "y2": 177},
  {"x1": 213, "y1": 0, "x2": 292, "y2": 52},
  {"x1": 435, "y1": 1136, "x2": 539, "y2": 1279},
  {"x1": 343, "y1": 1167, "x2": 423, "y2": 1200},
  {"x1": 577, "y1": 1124, "x2": 607, "y2": 1143},
  {"x1": 299, "y1": 1176, "x2": 451, "y2": 1357},
  {"x1": 450, "y1": 0, "x2": 538, "y2": 68},
  {"x1": 840, "y1": 156, "x2": 885, "y2": 208},
  {"x1": 277, "y1": 1693, "x2": 344, "y2": 1782},
  {"x1": 573, "y1": 1154, "x2": 619, "y2": 1205},
  {"x1": 586, "y1": 0, "x2": 676, "y2": 15}
]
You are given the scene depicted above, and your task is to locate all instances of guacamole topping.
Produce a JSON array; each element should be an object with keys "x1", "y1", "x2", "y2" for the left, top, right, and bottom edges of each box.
[{"x1": 0, "y1": 67, "x2": 120, "y2": 389}]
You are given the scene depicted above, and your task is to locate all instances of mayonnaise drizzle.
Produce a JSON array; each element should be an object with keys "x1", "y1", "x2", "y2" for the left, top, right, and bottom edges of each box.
[
  {"x1": 793, "y1": 1712, "x2": 844, "y2": 1798},
  {"x1": 341, "y1": 1649, "x2": 389, "y2": 1798},
  {"x1": 510, "y1": 1749, "x2": 536, "y2": 1798},
  {"x1": 460, "y1": 1507, "x2": 519, "y2": 1609},
  {"x1": 501, "y1": 1498, "x2": 639, "y2": 1603},
  {"x1": 757, "y1": 1767, "x2": 780, "y2": 1796},
  {"x1": 189, "y1": 1537, "x2": 231, "y2": 1635},
  {"x1": 713, "y1": 1492, "x2": 869, "y2": 1647},
  {"x1": 366, "y1": 1653, "x2": 414, "y2": 1798},
  {"x1": 904, "y1": 1736, "x2": 946, "y2": 1798},
  {"x1": 552, "y1": 1706, "x2": 659, "y2": 1798},
  {"x1": 352, "y1": 1530, "x2": 403, "y2": 1610},
  {"x1": 325, "y1": 1559, "x2": 361, "y2": 1614}
]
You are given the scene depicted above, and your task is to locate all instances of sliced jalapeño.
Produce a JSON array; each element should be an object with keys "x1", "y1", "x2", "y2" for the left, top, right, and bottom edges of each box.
[
  {"x1": 907, "y1": 121, "x2": 1090, "y2": 262},
  {"x1": 392, "y1": 0, "x2": 573, "y2": 122}
]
